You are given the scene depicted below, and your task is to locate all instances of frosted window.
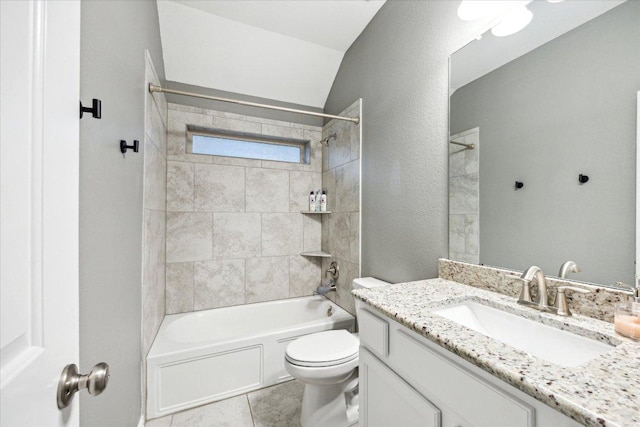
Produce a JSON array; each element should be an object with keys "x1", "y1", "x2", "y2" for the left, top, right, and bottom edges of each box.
[{"x1": 192, "y1": 134, "x2": 303, "y2": 163}]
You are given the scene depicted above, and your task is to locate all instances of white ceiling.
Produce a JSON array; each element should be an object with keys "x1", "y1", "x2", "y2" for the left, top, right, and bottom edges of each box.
[
  {"x1": 157, "y1": 0, "x2": 386, "y2": 108},
  {"x1": 451, "y1": 0, "x2": 626, "y2": 92}
]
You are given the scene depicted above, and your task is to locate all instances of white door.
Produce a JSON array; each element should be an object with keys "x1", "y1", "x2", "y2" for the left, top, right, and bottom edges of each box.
[{"x1": 1, "y1": 1, "x2": 80, "y2": 425}]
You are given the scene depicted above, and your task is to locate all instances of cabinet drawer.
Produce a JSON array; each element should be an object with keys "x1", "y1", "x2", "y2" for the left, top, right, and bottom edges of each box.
[
  {"x1": 358, "y1": 309, "x2": 389, "y2": 357},
  {"x1": 392, "y1": 329, "x2": 534, "y2": 427}
]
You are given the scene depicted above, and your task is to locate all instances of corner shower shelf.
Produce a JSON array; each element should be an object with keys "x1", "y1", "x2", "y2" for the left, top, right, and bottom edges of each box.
[
  {"x1": 300, "y1": 251, "x2": 332, "y2": 258},
  {"x1": 300, "y1": 210, "x2": 332, "y2": 214}
]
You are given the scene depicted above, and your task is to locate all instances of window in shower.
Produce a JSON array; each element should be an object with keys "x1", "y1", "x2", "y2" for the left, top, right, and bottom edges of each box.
[{"x1": 187, "y1": 126, "x2": 310, "y2": 164}]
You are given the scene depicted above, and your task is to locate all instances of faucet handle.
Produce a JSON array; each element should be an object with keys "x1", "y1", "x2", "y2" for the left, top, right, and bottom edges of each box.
[
  {"x1": 326, "y1": 261, "x2": 339, "y2": 280},
  {"x1": 555, "y1": 286, "x2": 590, "y2": 316},
  {"x1": 517, "y1": 279, "x2": 533, "y2": 304}
]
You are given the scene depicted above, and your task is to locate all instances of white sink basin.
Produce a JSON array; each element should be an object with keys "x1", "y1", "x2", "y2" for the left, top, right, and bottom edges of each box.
[{"x1": 431, "y1": 300, "x2": 614, "y2": 367}]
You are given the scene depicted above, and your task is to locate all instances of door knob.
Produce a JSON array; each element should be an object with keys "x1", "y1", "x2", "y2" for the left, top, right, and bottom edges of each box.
[{"x1": 57, "y1": 362, "x2": 109, "y2": 409}]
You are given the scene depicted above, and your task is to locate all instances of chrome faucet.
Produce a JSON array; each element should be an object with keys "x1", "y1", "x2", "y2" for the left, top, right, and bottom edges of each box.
[
  {"x1": 519, "y1": 265, "x2": 593, "y2": 316},
  {"x1": 558, "y1": 261, "x2": 580, "y2": 279},
  {"x1": 518, "y1": 266, "x2": 551, "y2": 310}
]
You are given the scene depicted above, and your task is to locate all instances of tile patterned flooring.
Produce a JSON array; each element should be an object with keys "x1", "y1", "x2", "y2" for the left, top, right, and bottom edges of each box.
[{"x1": 146, "y1": 380, "x2": 304, "y2": 427}]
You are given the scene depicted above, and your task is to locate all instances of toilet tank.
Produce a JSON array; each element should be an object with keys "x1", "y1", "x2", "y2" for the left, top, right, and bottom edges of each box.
[{"x1": 353, "y1": 277, "x2": 390, "y2": 313}]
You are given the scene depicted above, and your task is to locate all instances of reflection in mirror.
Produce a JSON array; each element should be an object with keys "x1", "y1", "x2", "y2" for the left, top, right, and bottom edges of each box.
[{"x1": 449, "y1": 0, "x2": 639, "y2": 288}]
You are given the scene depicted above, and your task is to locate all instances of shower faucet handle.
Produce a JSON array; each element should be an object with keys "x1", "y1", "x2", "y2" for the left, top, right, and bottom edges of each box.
[{"x1": 326, "y1": 261, "x2": 339, "y2": 280}]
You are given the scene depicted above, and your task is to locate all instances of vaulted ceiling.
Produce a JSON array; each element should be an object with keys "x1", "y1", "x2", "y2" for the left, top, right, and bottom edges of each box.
[{"x1": 157, "y1": 0, "x2": 386, "y2": 108}]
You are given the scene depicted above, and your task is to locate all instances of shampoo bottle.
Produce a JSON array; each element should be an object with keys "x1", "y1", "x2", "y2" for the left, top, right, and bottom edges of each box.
[
  {"x1": 320, "y1": 190, "x2": 327, "y2": 212},
  {"x1": 309, "y1": 191, "x2": 316, "y2": 212}
]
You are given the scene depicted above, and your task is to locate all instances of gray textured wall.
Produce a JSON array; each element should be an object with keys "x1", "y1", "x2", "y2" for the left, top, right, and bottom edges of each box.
[
  {"x1": 165, "y1": 81, "x2": 323, "y2": 127},
  {"x1": 324, "y1": 1, "x2": 489, "y2": 283},
  {"x1": 79, "y1": 1, "x2": 165, "y2": 425},
  {"x1": 450, "y1": 2, "x2": 639, "y2": 286}
]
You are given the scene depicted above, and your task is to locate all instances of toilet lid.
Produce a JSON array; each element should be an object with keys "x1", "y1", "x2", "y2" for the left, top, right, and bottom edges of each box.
[{"x1": 285, "y1": 330, "x2": 359, "y2": 367}]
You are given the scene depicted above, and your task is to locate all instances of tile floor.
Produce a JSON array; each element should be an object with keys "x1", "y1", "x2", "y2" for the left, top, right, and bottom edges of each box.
[{"x1": 146, "y1": 380, "x2": 304, "y2": 427}]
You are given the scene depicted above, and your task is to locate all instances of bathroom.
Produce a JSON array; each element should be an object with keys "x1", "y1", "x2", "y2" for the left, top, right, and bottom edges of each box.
[{"x1": 1, "y1": 0, "x2": 638, "y2": 426}]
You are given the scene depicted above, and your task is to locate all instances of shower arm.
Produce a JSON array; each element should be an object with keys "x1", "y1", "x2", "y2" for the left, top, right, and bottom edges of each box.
[{"x1": 449, "y1": 140, "x2": 475, "y2": 149}]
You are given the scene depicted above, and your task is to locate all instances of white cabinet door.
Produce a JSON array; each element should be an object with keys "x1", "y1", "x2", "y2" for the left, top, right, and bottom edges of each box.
[
  {"x1": 0, "y1": 1, "x2": 80, "y2": 425},
  {"x1": 360, "y1": 348, "x2": 441, "y2": 427}
]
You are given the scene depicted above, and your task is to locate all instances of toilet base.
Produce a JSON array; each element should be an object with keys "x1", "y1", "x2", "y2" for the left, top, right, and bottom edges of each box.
[{"x1": 300, "y1": 371, "x2": 358, "y2": 427}]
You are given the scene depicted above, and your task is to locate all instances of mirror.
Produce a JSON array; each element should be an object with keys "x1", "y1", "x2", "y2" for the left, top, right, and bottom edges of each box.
[{"x1": 449, "y1": 0, "x2": 639, "y2": 288}]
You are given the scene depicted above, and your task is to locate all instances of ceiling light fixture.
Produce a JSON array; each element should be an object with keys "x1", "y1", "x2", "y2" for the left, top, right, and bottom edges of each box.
[
  {"x1": 490, "y1": 6, "x2": 533, "y2": 37},
  {"x1": 457, "y1": 1, "x2": 513, "y2": 21}
]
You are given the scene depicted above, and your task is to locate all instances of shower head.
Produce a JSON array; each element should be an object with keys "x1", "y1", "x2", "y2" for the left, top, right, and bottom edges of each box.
[{"x1": 319, "y1": 132, "x2": 337, "y2": 146}]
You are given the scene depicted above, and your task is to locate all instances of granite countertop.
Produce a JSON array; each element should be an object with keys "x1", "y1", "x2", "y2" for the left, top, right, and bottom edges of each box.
[{"x1": 352, "y1": 278, "x2": 640, "y2": 427}]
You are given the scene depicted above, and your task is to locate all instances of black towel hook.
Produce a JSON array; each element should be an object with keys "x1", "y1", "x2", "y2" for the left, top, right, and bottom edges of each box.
[
  {"x1": 80, "y1": 99, "x2": 101, "y2": 119},
  {"x1": 120, "y1": 140, "x2": 139, "y2": 155}
]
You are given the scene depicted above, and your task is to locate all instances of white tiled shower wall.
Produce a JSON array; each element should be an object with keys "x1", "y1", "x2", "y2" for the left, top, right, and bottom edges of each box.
[
  {"x1": 142, "y1": 52, "x2": 168, "y2": 355},
  {"x1": 164, "y1": 103, "x2": 325, "y2": 313}
]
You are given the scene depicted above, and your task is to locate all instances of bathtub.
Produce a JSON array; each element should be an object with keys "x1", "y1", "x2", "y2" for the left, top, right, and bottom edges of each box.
[{"x1": 146, "y1": 295, "x2": 355, "y2": 419}]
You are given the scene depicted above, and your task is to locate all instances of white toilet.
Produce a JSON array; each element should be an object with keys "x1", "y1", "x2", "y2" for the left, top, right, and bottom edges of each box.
[{"x1": 284, "y1": 277, "x2": 390, "y2": 427}]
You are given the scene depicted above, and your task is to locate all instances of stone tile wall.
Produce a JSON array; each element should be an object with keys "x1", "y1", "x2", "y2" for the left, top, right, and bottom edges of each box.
[
  {"x1": 449, "y1": 127, "x2": 479, "y2": 264},
  {"x1": 165, "y1": 103, "x2": 324, "y2": 313},
  {"x1": 321, "y1": 100, "x2": 362, "y2": 315},
  {"x1": 142, "y1": 51, "x2": 167, "y2": 355}
]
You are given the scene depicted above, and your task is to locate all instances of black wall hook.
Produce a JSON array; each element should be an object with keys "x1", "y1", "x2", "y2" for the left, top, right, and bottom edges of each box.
[
  {"x1": 515, "y1": 181, "x2": 524, "y2": 190},
  {"x1": 80, "y1": 99, "x2": 101, "y2": 119},
  {"x1": 579, "y1": 174, "x2": 589, "y2": 184},
  {"x1": 120, "y1": 140, "x2": 139, "y2": 154}
]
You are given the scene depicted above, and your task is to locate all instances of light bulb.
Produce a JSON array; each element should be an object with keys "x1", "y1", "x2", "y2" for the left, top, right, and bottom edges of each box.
[{"x1": 491, "y1": 6, "x2": 533, "y2": 37}]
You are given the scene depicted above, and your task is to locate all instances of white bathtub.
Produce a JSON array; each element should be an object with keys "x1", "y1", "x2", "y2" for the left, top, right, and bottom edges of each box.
[{"x1": 146, "y1": 296, "x2": 355, "y2": 419}]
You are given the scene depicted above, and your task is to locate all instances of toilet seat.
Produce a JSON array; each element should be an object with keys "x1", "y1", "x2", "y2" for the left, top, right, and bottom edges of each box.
[{"x1": 285, "y1": 330, "x2": 359, "y2": 367}]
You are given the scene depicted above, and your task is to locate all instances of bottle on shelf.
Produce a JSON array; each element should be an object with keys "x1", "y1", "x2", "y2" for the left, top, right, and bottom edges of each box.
[
  {"x1": 309, "y1": 191, "x2": 316, "y2": 212},
  {"x1": 320, "y1": 190, "x2": 327, "y2": 212}
]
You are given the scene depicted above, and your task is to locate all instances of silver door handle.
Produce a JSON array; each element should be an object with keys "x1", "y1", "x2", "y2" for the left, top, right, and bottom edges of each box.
[{"x1": 57, "y1": 362, "x2": 109, "y2": 409}]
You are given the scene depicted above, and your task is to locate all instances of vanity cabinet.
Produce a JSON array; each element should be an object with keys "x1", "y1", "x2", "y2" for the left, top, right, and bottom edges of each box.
[
  {"x1": 360, "y1": 348, "x2": 441, "y2": 427},
  {"x1": 358, "y1": 308, "x2": 583, "y2": 427}
]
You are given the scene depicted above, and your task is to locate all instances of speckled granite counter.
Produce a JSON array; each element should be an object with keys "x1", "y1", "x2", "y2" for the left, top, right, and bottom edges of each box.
[{"x1": 353, "y1": 279, "x2": 640, "y2": 427}]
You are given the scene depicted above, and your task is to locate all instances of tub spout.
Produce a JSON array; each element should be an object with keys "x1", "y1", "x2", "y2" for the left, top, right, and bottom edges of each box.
[{"x1": 315, "y1": 279, "x2": 337, "y2": 295}]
